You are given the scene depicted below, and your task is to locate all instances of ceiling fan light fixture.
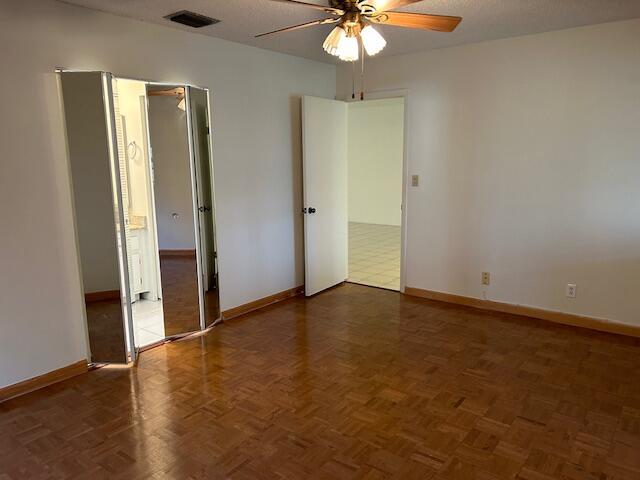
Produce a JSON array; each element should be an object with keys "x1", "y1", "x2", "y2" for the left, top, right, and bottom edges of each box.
[
  {"x1": 338, "y1": 35, "x2": 359, "y2": 62},
  {"x1": 256, "y1": 0, "x2": 462, "y2": 63},
  {"x1": 323, "y1": 26, "x2": 346, "y2": 56},
  {"x1": 360, "y1": 25, "x2": 386, "y2": 56}
]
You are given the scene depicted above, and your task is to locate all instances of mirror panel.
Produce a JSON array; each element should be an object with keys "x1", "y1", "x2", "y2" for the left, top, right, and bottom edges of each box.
[
  {"x1": 188, "y1": 87, "x2": 220, "y2": 327},
  {"x1": 60, "y1": 72, "x2": 129, "y2": 363},
  {"x1": 146, "y1": 85, "x2": 201, "y2": 336},
  {"x1": 112, "y1": 78, "x2": 167, "y2": 349}
]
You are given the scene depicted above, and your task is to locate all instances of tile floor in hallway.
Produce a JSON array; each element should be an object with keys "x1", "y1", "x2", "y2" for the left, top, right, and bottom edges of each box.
[{"x1": 348, "y1": 222, "x2": 401, "y2": 290}]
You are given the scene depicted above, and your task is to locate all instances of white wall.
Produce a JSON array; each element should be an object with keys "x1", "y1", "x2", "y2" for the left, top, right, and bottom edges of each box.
[
  {"x1": 338, "y1": 19, "x2": 640, "y2": 326},
  {"x1": 0, "y1": 0, "x2": 334, "y2": 388},
  {"x1": 348, "y1": 98, "x2": 404, "y2": 226},
  {"x1": 147, "y1": 94, "x2": 197, "y2": 250}
]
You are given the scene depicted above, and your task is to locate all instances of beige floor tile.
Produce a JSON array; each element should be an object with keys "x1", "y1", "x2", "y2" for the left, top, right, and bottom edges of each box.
[{"x1": 348, "y1": 222, "x2": 401, "y2": 291}]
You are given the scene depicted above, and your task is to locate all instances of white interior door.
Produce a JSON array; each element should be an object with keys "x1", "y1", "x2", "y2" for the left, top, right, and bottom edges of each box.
[{"x1": 302, "y1": 96, "x2": 348, "y2": 296}]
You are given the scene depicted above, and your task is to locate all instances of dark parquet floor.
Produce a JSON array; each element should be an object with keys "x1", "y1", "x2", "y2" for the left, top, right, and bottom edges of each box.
[
  {"x1": 1, "y1": 284, "x2": 640, "y2": 479},
  {"x1": 85, "y1": 298, "x2": 127, "y2": 363},
  {"x1": 160, "y1": 255, "x2": 201, "y2": 337}
]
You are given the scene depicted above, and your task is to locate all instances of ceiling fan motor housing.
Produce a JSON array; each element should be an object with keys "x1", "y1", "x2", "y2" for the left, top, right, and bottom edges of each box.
[
  {"x1": 329, "y1": 0, "x2": 376, "y2": 14},
  {"x1": 341, "y1": 11, "x2": 363, "y2": 36}
]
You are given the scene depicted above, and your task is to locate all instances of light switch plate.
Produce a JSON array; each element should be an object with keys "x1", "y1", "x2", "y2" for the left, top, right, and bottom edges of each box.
[{"x1": 411, "y1": 175, "x2": 419, "y2": 187}]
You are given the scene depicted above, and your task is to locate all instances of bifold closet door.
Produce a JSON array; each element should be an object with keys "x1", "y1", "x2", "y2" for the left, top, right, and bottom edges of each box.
[
  {"x1": 301, "y1": 96, "x2": 348, "y2": 296},
  {"x1": 187, "y1": 86, "x2": 220, "y2": 327},
  {"x1": 60, "y1": 71, "x2": 135, "y2": 363},
  {"x1": 146, "y1": 85, "x2": 202, "y2": 336}
]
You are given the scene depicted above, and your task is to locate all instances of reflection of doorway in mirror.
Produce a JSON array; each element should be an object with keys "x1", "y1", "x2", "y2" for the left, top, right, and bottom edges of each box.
[
  {"x1": 146, "y1": 84, "x2": 201, "y2": 337},
  {"x1": 61, "y1": 72, "x2": 222, "y2": 360},
  {"x1": 189, "y1": 87, "x2": 220, "y2": 326},
  {"x1": 112, "y1": 78, "x2": 165, "y2": 347}
]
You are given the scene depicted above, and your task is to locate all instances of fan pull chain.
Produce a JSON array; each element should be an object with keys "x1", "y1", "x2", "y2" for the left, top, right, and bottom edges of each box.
[
  {"x1": 352, "y1": 60, "x2": 356, "y2": 100},
  {"x1": 360, "y1": 41, "x2": 365, "y2": 101}
]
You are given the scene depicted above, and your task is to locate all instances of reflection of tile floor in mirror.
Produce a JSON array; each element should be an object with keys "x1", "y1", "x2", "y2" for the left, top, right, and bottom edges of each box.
[
  {"x1": 131, "y1": 299, "x2": 165, "y2": 347},
  {"x1": 348, "y1": 222, "x2": 401, "y2": 291}
]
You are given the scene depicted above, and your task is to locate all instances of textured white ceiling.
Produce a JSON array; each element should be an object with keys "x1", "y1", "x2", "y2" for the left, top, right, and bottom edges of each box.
[{"x1": 61, "y1": 0, "x2": 640, "y2": 63}]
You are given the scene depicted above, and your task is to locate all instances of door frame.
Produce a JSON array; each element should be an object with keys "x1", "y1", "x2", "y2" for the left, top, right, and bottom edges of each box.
[{"x1": 343, "y1": 89, "x2": 409, "y2": 293}]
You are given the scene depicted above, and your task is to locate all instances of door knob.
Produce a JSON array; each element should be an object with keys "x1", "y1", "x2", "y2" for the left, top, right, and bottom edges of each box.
[{"x1": 308, "y1": 207, "x2": 316, "y2": 214}]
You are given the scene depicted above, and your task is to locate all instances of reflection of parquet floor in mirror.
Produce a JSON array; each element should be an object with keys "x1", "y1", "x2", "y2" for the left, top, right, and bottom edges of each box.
[
  {"x1": 204, "y1": 285, "x2": 220, "y2": 327},
  {"x1": 85, "y1": 299, "x2": 127, "y2": 363},
  {"x1": 159, "y1": 254, "x2": 201, "y2": 336},
  {"x1": 3, "y1": 283, "x2": 640, "y2": 479}
]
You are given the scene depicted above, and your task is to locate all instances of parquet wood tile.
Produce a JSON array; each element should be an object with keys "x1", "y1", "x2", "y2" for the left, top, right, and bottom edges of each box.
[
  {"x1": 84, "y1": 299, "x2": 127, "y2": 363},
  {"x1": 159, "y1": 255, "x2": 201, "y2": 336},
  {"x1": 2, "y1": 283, "x2": 640, "y2": 479}
]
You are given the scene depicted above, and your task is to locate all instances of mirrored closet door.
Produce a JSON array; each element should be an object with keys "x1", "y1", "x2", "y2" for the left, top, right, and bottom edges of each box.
[
  {"x1": 60, "y1": 71, "x2": 220, "y2": 364},
  {"x1": 188, "y1": 86, "x2": 219, "y2": 328},
  {"x1": 61, "y1": 71, "x2": 134, "y2": 363}
]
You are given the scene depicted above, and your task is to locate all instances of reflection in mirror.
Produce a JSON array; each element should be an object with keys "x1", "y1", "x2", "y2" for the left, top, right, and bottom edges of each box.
[
  {"x1": 62, "y1": 75, "x2": 219, "y2": 356},
  {"x1": 146, "y1": 85, "x2": 201, "y2": 336},
  {"x1": 112, "y1": 78, "x2": 166, "y2": 348},
  {"x1": 60, "y1": 72, "x2": 128, "y2": 363},
  {"x1": 189, "y1": 87, "x2": 221, "y2": 326}
]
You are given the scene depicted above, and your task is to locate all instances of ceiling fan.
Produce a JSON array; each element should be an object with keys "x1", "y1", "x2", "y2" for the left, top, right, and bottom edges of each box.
[{"x1": 256, "y1": 0, "x2": 462, "y2": 61}]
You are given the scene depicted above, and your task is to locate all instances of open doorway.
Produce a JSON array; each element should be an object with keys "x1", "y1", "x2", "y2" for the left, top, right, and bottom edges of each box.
[
  {"x1": 301, "y1": 95, "x2": 406, "y2": 297},
  {"x1": 346, "y1": 98, "x2": 405, "y2": 291}
]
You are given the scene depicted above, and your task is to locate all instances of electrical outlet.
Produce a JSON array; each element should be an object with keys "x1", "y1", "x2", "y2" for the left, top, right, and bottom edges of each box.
[
  {"x1": 411, "y1": 175, "x2": 419, "y2": 187},
  {"x1": 566, "y1": 283, "x2": 577, "y2": 298},
  {"x1": 482, "y1": 272, "x2": 490, "y2": 285}
]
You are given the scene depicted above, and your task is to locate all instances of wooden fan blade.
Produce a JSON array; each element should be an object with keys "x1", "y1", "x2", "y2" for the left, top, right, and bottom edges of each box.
[
  {"x1": 359, "y1": 0, "x2": 423, "y2": 14},
  {"x1": 369, "y1": 11, "x2": 461, "y2": 32},
  {"x1": 264, "y1": 0, "x2": 344, "y2": 15},
  {"x1": 255, "y1": 17, "x2": 339, "y2": 38}
]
